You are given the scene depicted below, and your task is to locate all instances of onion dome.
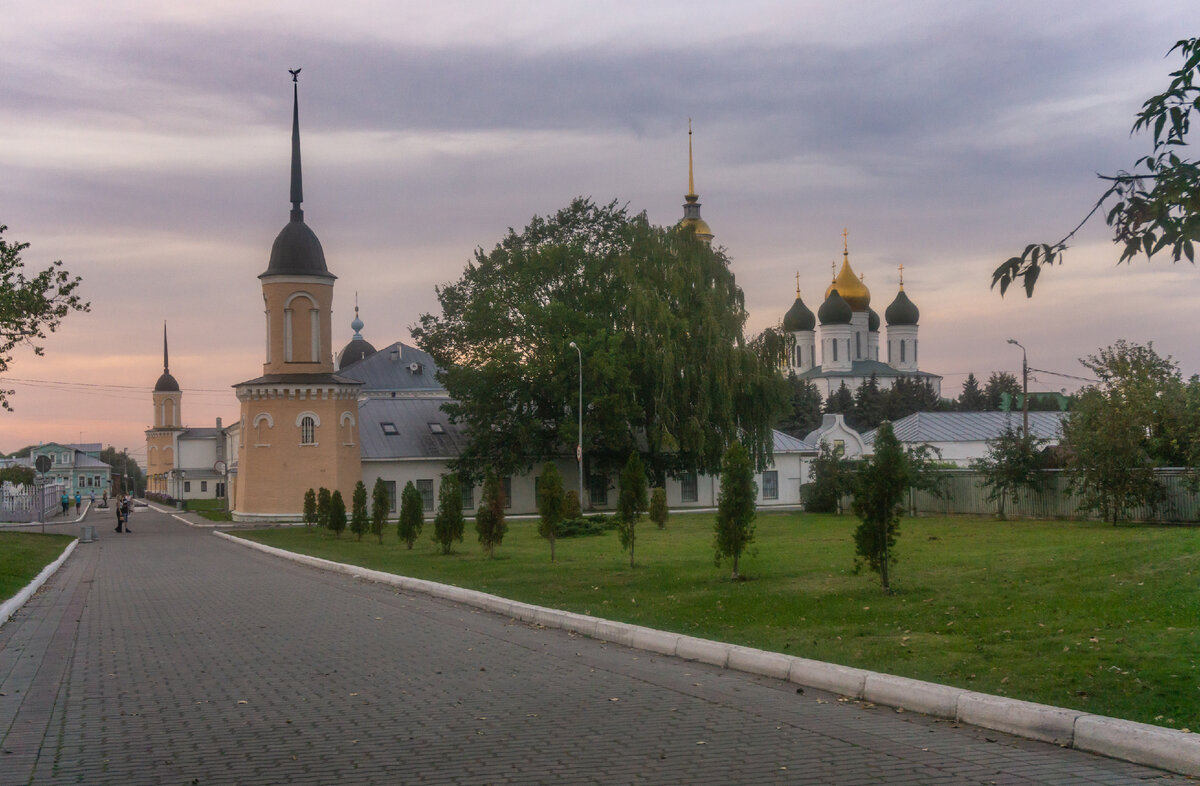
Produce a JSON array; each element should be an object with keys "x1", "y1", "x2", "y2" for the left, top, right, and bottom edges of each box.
[
  {"x1": 261, "y1": 72, "x2": 335, "y2": 281},
  {"x1": 818, "y1": 289, "x2": 853, "y2": 325},
  {"x1": 885, "y1": 289, "x2": 920, "y2": 325},
  {"x1": 825, "y1": 251, "x2": 870, "y2": 312},
  {"x1": 783, "y1": 284, "x2": 816, "y2": 332},
  {"x1": 868, "y1": 307, "x2": 880, "y2": 332},
  {"x1": 155, "y1": 323, "x2": 180, "y2": 392},
  {"x1": 337, "y1": 304, "x2": 377, "y2": 369}
]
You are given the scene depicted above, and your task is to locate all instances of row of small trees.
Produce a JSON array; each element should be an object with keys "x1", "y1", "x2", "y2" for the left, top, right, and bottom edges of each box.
[{"x1": 300, "y1": 441, "x2": 760, "y2": 580}]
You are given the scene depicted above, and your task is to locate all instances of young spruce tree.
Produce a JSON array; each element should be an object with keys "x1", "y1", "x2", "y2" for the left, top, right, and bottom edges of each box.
[
  {"x1": 474, "y1": 472, "x2": 506, "y2": 558},
  {"x1": 714, "y1": 442, "x2": 756, "y2": 580},
  {"x1": 435, "y1": 474, "x2": 466, "y2": 555},
  {"x1": 350, "y1": 480, "x2": 369, "y2": 540},
  {"x1": 370, "y1": 477, "x2": 390, "y2": 544},
  {"x1": 616, "y1": 452, "x2": 648, "y2": 568},
  {"x1": 649, "y1": 486, "x2": 668, "y2": 529},
  {"x1": 302, "y1": 488, "x2": 317, "y2": 526},
  {"x1": 329, "y1": 489, "x2": 348, "y2": 538},
  {"x1": 537, "y1": 462, "x2": 565, "y2": 561},
  {"x1": 398, "y1": 481, "x2": 424, "y2": 549},
  {"x1": 316, "y1": 487, "x2": 332, "y2": 530}
]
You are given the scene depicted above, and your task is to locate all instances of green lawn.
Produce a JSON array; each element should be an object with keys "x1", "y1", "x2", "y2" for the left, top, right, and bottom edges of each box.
[
  {"x1": 186, "y1": 499, "x2": 233, "y2": 522},
  {"x1": 0, "y1": 532, "x2": 75, "y2": 603},
  {"x1": 238, "y1": 512, "x2": 1200, "y2": 730}
]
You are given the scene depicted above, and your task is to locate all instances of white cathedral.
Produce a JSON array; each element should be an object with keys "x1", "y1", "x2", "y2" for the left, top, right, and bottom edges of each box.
[{"x1": 781, "y1": 234, "x2": 941, "y2": 400}]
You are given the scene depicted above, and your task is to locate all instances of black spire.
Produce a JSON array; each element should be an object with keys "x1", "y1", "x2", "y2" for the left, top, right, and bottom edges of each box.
[
  {"x1": 163, "y1": 321, "x2": 169, "y2": 373},
  {"x1": 289, "y1": 68, "x2": 303, "y2": 222}
]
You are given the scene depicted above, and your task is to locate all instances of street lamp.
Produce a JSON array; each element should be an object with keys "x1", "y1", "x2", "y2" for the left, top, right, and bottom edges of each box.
[
  {"x1": 1006, "y1": 339, "x2": 1029, "y2": 439},
  {"x1": 568, "y1": 341, "x2": 583, "y2": 507}
]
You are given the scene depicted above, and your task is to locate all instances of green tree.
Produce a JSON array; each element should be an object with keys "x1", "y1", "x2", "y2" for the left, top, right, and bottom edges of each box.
[
  {"x1": 563, "y1": 488, "x2": 582, "y2": 520},
  {"x1": 882, "y1": 376, "x2": 943, "y2": 421},
  {"x1": 983, "y1": 372, "x2": 1022, "y2": 411},
  {"x1": 972, "y1": 425, "x2": 1047, "y2": 519},
  {"x1": 350, "y1": 480, "x2": 369, "y2": 540},
  {"x1": 0, "y1": 464, "x2": 35, "y2": 486},
  {"x1": 851, "y1": 373, "x2": 886, "y2": 430},
  {"x1": 100, "y1": 447, "x2": 145, "y2": 496},
  {"x1": 804, "y1": 441, "x2": 854, "y2": 514},
  {"x1": 1062, "y1": 341, "x2": 1181, "y2": 523},
  {"x1": 370, "y1": 477, "x2": 390, "y2": 544},
  {"x1": 411, "y1": 198, "x2": 788, "y2": 486},
  {"x1": 0, "y1": 226, "x2": 88, "y2": 411},
  {"x1": 824, "y1": 382, "x2": 854, "y2": 416},
  {"x1": 536, "y1": 463, "x2": 565, "y2": 561},
  {"x1": 615, "y1": 451, "x2": 649, "y2": 568},
  {"x1": 994, "y1": 38, "x2": 1200, "y2": 296},
  {"x1": 398, "y1": 481, "x2": 424, "y2": 549},
  {"x1": 302, "y1": 488, "x2": 317, "y2": 526},
  {"x1": 648, "y1": 486, "x2": 668, "y2": 529},
  {"x1": 714, "y1": 442, "x2": 756, "y2": 580},
  {"x1": 316, "y1": 487, "x2": 331, "y2": 529},
  {"x1": 472, "y1": 472, "x2": 503, "y2": 557},
  {"x1": 776, "y1": 373, "x2": 824, "y2": 438},
  {"x1": 958, "y1": 373, "x2": 987, "y2": 411},
  {"x1": 329, "y1": 490, "x2": 347, "y2": 537}
]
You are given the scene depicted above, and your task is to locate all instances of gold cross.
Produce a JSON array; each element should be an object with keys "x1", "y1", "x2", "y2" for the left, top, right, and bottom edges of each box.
[
  {"x1": 842, "y1": 227, "x2": 849, "y2": 254},
  {"x1": 898, "y1": 263, "x2": 904, "y2": 287},
  {"x1": 795, "y1": 271, "x2": 800, "y2": 295}
]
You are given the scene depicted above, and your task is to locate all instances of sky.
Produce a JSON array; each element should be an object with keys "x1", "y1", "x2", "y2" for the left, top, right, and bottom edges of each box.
[{"x1": 2, "y1": 1, "x2": 1199, "y2": 459}]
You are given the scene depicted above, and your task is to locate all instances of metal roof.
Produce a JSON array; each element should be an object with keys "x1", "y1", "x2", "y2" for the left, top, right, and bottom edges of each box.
[
  {"x1": 178, "y1": 428, "x2": 222, "y2": 439},
  {"x1": 864, "y1": 411, "x2": 1067, "y2": 445},
  {"x1": 358, "y1": 397, "x2": 468, "y2": 460},
  {"x1": 338, "y1": 341, "x2": 444, "y2": 395},
  {"x1": 772, "y1": 430, "x2": 816, "y2": 453}
]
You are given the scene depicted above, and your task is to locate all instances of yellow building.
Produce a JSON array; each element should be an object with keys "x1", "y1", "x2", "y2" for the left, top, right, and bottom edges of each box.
[
  {"x1": 231, "y1": 77, "x2": 362, "y2": 521},
  {"x1": 145, "y1": 324, "x2": 182, "y2": 496}
]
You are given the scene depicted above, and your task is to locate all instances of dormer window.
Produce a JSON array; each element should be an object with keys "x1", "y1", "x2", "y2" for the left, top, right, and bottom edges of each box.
[
  {"x1": 381, "y1": 422, "x2": 398, "y2": 435},
  {"x1": 428, "y1": 423, "x2": 445, "y2": 435}
]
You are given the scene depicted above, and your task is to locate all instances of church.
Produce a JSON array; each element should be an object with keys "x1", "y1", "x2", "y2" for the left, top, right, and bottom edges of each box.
[{"x1": 145, "y1": 78, "x2": 944, "y2": 520}]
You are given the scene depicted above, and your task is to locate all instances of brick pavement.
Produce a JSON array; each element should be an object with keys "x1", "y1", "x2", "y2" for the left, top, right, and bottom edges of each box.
[{"x1": 0, "y1": 506, "x2": 1189, "y2": 784}]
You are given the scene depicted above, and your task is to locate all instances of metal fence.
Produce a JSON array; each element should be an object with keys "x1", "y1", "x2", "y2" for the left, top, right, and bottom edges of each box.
[
  {"x1": 0, "y1": 482, "x2": 68, "y2": 524},
  {"x1": 907, "y1": 468, "x2": 1200, "y2": 523}
]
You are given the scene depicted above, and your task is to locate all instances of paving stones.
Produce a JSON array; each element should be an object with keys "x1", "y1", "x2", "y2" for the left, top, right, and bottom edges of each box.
[{"x1": 0, "y1": 509, "x2": 1188, "y2": 784}]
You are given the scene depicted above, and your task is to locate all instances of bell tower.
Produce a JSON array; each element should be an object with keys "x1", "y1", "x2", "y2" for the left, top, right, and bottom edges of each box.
[{"x1": 145, "y1": 323, "x2": 182, "y2": 495}]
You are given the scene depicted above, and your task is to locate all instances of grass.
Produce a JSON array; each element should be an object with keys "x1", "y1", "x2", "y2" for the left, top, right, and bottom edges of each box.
[
  {"x1": 0, "y1": 532, "x2": 75, "y2": 603},
  {"x1": 186, "y1": 499, "x2": 233, "y2": 522},
  {"x1": 238, "y1": 512, "x2": 1200, "y2": 730}
]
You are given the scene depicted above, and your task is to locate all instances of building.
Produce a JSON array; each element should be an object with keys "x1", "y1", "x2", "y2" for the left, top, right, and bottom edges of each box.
[
  {"x1": 782, "y1": 238, "x2": 941, "y2": 400},
  {"x1": 863, "y1": 411, "x2": 1067, "y2": 466},
  {"x1": 26, "y1": 443, "x2": 112, "y2": 497}
]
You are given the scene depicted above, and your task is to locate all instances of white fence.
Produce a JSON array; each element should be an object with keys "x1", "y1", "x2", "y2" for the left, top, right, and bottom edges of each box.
[{"x1": 1, "y1": 482, "x2": 69, "y2": 524}]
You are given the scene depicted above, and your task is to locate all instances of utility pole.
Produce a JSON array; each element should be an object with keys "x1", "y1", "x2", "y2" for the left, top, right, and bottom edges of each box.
[
  {"x1": 1007, "y1": 339, "x2": 1029, "y2": 438},
  {"x1": 568, "y1": 341, "x2": 583, "y2": 507}
]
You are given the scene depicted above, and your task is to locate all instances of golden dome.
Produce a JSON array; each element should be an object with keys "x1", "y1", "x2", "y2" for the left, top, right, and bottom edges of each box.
[
  {"x1": 680, "y1": 216, "x2": 713, "y2": 238},
  {"x1": 824, "y1": 231, "x2": 870, "y2": 311}
]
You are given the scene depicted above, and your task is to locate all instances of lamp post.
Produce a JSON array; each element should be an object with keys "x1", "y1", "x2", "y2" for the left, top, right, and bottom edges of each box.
[
  {"x1": 568, "y1": 341, "x2": 583, "y2": 506},
  {"x1": 1006, "y1": 339, "x2": 1029, "y2": 439}
]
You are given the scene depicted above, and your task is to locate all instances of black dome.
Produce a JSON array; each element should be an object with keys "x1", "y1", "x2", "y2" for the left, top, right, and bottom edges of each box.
[
  {"x1": 783, "y1": 296, "x2": 816, "y2": 332},
  {"x1": 338, "y1": 338, "x2": 377, "y2": 370},
  {"x1": 818, "y1": 290, "x2": 853, "y2": 325},
  {"x1": 885, "y1": 290, "x2": 920, "y2": 325},
  {"x1": 154, "y1": 372, "x2": 180, "y2": 392},
  {"x1": 868, "y1": 307, "x2": 880, "y2": 332},
  {"x1": 261, "y1": 219, "x2": 334, "y2": 279}
]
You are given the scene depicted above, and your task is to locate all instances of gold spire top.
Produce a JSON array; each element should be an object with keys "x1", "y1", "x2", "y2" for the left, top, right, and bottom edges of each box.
[
  {"x1": 686, "y1": 118, "x2": 696, "y2": 199},
  {"x1": 795, "y1": 271, "x2": 800, "y2": 296},
  {"x1": 830, "y1": 259, "x2": 836, "y2": 281},
  {"x1": 825, "y1": 229, "x2": 871, "y2": 311},
  {"x1": 898, "y1": 263, "x2": 905, "y2": 290}
]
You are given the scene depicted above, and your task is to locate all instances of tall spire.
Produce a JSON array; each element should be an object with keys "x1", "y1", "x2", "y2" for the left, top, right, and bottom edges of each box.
[
  {"x1": 289, "y1": 68, "x2": 303, "y2": 222},
  {"x1": 687, "y1": 118, "x2": 696, "y2": 198},
  {"x1": 163, "y1": 321, "x2": 169, "y2": 373},
  {"x1": 679, "y1": 119, "x2": 713, "y2": 242}
]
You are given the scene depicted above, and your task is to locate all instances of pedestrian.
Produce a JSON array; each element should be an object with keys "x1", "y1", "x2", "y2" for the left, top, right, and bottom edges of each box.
[
  {"x1": 102, "y1": 489, "x2": 108, "y2": 506},
  {"x1": 61, "y1": 492, "x2": 69, "y2": 515},
  {"x1": 75, "y1": 492, "x2": 82, "y2": 513},
  {"x1": 121, "y1": 495, "x2": 132, "y2": 533},
  {"x1": 114, "y1": 497, "x2": 125, "y2": 533},
  {"x1": 89, "y1": 490, "x2": 95, "y2": 507}
]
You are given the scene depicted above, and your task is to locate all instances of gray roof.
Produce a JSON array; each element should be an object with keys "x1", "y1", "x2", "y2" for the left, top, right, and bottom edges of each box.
[
  {"x1": 234, "y1": 372, "x2": 361, "y2": 387},
  {"x1": 797, "y1": 360, "x2": 940, "y2": 381},
  {"x1": 772, "y1": 430, "x2": 815, "y2": 453},
  {"x1": 864, "y1": 411, "x2": 1067, "y2": 445},
  {"x1": 359, "y1": 397, "x2": 468, "y2": 460},
  {"x1": 72, "y1": 454, "x2": 112, "y2": 470},
  {"x1": 178, "y1": 428, "x2": 222, "y2": 439},
  {"x1": 338, "y1": 342, "x2": 444, "y2": 395}
]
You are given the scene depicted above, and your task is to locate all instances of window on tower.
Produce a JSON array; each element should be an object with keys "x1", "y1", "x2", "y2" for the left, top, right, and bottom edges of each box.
[{"x1": 300, "y1": 416, "x2": 316, "y2": 444}]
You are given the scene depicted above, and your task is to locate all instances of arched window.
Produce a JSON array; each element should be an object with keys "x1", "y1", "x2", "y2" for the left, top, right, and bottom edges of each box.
[{"x1": 300, "y1": 416, "x2": 316, "y2": 445}]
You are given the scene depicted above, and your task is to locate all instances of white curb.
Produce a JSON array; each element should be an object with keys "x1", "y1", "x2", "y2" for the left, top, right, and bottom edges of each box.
[
  {"x1": 0, "y1": 538, "x2": 78, "y2": 629},
  {"x1": 213, "y1": 530, "x2": 1200, "y2": 777}
]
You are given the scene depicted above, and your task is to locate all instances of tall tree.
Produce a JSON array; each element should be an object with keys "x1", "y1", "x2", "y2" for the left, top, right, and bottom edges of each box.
[
  {"x1": 616, "y1": 451, "x2": 648, "y2": 568},
  {"x1": 398, "y1": 481, "x2": 423, "y2": 549},
  {"x1": 713, "y1": 442, "x2": 756, "y2": 580},
  {"x1": 473, "y1": 472, "x2": 504, "y2": 558},
  {"x1": 824, "y1": 382, "x2": 854, "y2": 416},
  {"x1": 302, "y1": 488, "x2": 317, "y2": 527},
  {"x1": 972, "y1": 425, "x2": 1047, "y2": 519},
  {"x1": 775, "y1": 373, "x2": 824, "y2": 438},
  {"x1": 411, "y1": 198, "x2": 788, "y2": 485},
  {"x1": 100, "y1": 447, "x2": 144, "y2": 496},
  {"x1": 983, "y1": 372, "x2": 1023, "y2": 411},
  {"x1": 958, "y1": 373, "x2": 987, "y2": 411},
  {"x1": 316, "y1": 487, "x2": 331, "y2": 529},
  {"x1": 804, "y1": 441, "x2": 854, "y2": 514},
  {"x1": 851, "y1": 373, "x2": 886, "y2": 430},
  {"x1": 0, "y1": 226, "x2": 89, "y2": 411},
  {"x1": 350, "y1": 480, "x2": 369, "y2": 540},
  {"x1": 434, "y1": 474, "x2": 467, "y2": 555},
  {"x1": 537, "y1": 462, "x2": 565, "y2": 561},
  {"x1": 370, "y1": 477, "x2": 389, "y2": 544},
  {"x1": 994, "y1": 38, "x2": 1200, "y2": 296},
  {"x1": 328, "y1": 490, "x2": 347, "y2": 538},
  {"x1": 648, "y1": 487, "x2": 668, "y2": 530}
]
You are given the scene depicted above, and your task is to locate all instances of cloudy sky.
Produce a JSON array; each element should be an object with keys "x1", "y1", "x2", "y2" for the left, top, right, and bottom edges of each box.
[{"x1": 2, "y1": 1, "x2": 1198, "y2": 457}]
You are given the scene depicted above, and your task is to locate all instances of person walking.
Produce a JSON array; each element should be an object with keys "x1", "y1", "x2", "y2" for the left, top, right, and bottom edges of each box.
[
  {"x1": 61, "y1": 492, "x2": 69, "y2": 515},
  {"x1": 114, "y1": 497, "x2": 125, "y2": 533},
  {"x1": 121, "y1": 495, "x2": 132, "y2": 533},
  {"x1": 74, "y1": 492, "x2": 82, "y2": 514}
]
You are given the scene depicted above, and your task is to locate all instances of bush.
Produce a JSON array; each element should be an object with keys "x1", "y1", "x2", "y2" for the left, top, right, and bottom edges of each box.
[
  {"x1": 558, "y1": 514, "x2": 611, "y2": 538},
  {"x1": 649, "y1": 487, "x2": 668, "y2": 529}
]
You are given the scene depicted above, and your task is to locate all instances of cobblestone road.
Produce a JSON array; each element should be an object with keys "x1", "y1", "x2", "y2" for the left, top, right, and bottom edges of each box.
[{"x1": 0, "y1": 507, "x2": 1187, "y2": 784}]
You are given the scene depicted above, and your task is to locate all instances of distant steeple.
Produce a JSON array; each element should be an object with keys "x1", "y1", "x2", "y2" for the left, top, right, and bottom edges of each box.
[
  {"x1": 163, "y1": 321, "x2": 170, "y2": 374},
  {"x1": 351, "y1": 293, "x2": 364, "y2": 339},
  {"x1": 679, "y1": 119, "x2": 714, "y2": 243},
  {"x1": 289, "y1": 69, "x2": 304, "y2": 222},
  {"x1": 154, "y1": 321, "x2": 180, "y2": 393}
]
